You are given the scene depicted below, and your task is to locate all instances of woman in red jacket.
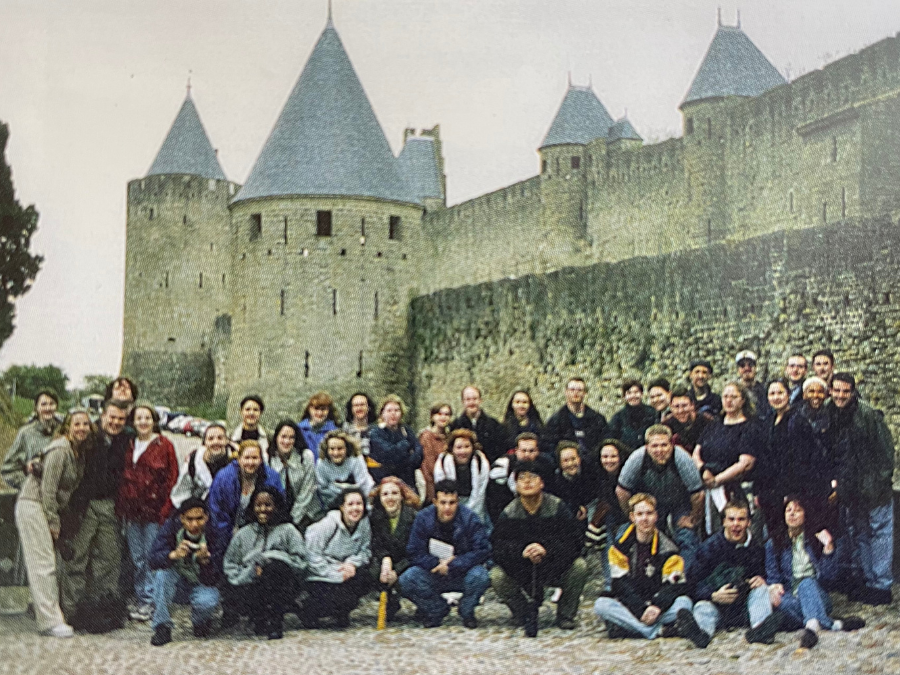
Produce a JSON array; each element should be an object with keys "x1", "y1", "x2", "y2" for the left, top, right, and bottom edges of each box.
[{"x1": 117, "y1": 403, "x2": 178, "y2": 621}]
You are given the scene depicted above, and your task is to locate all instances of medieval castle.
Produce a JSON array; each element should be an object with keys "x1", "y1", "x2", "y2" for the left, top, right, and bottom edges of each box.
[{"x1": 122, "y1": 11, "x2": 900, "y2": 426}]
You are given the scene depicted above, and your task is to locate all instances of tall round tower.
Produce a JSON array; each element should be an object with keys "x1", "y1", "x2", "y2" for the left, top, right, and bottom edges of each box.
[
  {"x1": 122, "y1": 89, "x2": 238, "y2": 405},
  {"x1": 227, "y1": 13, "x2": 424, "y2": 420}
]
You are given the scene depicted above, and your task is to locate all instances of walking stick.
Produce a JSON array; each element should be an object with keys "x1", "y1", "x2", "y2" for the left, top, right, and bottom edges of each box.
[{"x1": 376, "y1": 589, "x2": 388, "y2": 630}]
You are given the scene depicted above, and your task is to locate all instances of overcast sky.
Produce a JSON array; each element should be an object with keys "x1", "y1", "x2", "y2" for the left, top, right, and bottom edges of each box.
[{"x1": 1, "y1": 0, "x2": 899, "y2": 388}]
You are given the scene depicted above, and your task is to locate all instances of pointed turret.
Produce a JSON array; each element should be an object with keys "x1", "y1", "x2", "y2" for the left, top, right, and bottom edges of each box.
[
  {"x1": 607, "y1": 117, "x2": 642, "y2": 143},
  {"x1": 682, "y1": 24, "x2": 786, "y2": 107},
  {"x1": 147, "y1": 92, "x2": 226, "y2": 180},
  {"x1": 398, "y1": 135, "x2": 443, "y2": 204},
  {"x1": 233, "y1": 19, "x2": 416, "y2": 205},
  {"x1": 540, "y1": 85, "x2": 614, "y2": 149}
]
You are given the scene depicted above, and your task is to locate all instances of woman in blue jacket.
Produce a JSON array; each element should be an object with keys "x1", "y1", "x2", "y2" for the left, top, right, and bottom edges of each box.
[
  {"x1": 766, "y1": 496, "x2": 864, "y2": 648},
  {"x1": 368, "y1": 395, "x2": 422, "y2": 488}
]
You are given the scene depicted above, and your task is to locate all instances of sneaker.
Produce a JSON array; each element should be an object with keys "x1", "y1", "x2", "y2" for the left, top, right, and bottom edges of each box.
[
  {"x1": 799, "y1": 628, "x2": 819, "y2": 649},
  {"x1": 462, "y1": 616, "x2": 478, "y2": 629},
  {"x1": 837, "y1": 616, "x2": 866, "y2": 631},
  {"x1": 150, "y1": 624, "x2": 172, "y2": 647},
  {"x1": 43, "y1": 624, "x2": 74, "y2": 639},
  {"x1": 129, "y1": 603, "x2": 152, "y2": 622},
  {"x1": 675, "y1": 608, "x2": 711, "y2": 648},
  {"x1": 746, "y1": 612, "x2": 783, "y2": 644}
]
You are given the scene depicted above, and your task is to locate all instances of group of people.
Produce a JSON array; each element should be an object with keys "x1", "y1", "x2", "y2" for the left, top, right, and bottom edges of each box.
[{"x1": 0, "y1": 347, "x2": 894, "y2": 651}]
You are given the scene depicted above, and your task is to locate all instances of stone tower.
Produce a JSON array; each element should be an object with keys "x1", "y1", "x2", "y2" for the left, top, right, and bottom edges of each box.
[
  {"x1": 679, "y1": 18, "x2": 786, "y2": 244},
  {"x1": 122, "y1": 90, "x2": 238, "y2": 404},
  {"x1": 226, "y1": 14, "x2": 427, "y2": 419}
]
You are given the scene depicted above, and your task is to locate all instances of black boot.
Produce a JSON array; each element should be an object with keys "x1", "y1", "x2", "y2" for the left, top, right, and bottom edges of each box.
[{"x1": 268, "y1": 613, "x2": 284, "y2": 640}]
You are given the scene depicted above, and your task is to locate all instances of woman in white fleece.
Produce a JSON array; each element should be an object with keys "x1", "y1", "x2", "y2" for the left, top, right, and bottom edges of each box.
[
  {"x1": 433, "y1": 428, "x2": 490, "y2": 525},
  {"x1": 315, "y1": 431, "x2": 374, "y2": 509}
]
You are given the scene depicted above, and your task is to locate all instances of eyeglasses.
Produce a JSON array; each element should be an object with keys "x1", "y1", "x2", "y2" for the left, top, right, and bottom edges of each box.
[{"x1": 737, "y1": 360, "x2": 755, "y2": 369}]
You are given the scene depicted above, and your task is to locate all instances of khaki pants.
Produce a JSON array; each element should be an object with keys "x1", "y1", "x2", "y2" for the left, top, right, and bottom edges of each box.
[
  {"x1": 61, "y1": 499, "x2": 121, "y2": 617},
  {"x1": 490, "y1": 556, "x2": 588, "y2": 621},
  {"x1": 15, "y1": 499, "x2": 66, "y2": 631}
]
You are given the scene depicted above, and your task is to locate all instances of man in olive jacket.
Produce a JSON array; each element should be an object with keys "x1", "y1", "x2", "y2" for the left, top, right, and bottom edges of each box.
[{"x1": 490, "y1": 461, "x2": 587, "y2": 630}]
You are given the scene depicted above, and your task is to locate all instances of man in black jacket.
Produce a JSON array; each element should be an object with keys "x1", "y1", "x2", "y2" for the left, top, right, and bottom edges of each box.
[
  {"x1": 449, "y1": 386, "x2": 507, "y2": 462},
  {"x1": 542, "y1": 378, "x2": 607, "y2": 459},
  {"x1": 490, "y1": 461, "x2": 587, "y2": 630}
]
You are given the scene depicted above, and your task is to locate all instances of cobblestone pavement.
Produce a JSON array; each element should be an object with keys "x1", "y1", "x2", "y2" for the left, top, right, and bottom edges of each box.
[{"x1": 1, "y1": 546, "x2": 898, "y2": 675}]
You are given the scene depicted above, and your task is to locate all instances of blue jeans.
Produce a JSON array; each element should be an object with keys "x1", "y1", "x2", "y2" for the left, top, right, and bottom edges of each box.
[
  {"x1": 125, "y1": 521, "x2": 160, "y2": 605},
  {"x1": 399, "y1": 565, "x2": 490, "y2": 622},
  {"x1": 593, "y1": 595, "x2": 693, "y2": 639},
  {"x1": 778, "y1": 577, "x2": 834, "y2": 630},
  {"x1": 850, "y1": 501, "x2": 894, "y2": 591},
  {"x1": 693, "y1": 585, "x2": 772, "y2": 636},
  {"x1": 670, "y1": 526, "x2": 699, "y2": 572},
  {"x1": 151, "y1": 568, "x2": 220, "y2": 629}
]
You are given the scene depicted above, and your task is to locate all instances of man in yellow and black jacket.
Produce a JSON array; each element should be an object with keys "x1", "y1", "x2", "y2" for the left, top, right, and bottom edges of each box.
[{"x1": 593, "y1": 493, "x2": 693, "y2": 639}]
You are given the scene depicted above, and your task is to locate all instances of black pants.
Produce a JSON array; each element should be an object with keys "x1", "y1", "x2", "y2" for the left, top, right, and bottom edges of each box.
[
  {"x1": 304, "y1": 576, "x2": 367, "y2": 621},
  {"x1": 226, "y1": 560, "x2": 300, "y2": 624}
]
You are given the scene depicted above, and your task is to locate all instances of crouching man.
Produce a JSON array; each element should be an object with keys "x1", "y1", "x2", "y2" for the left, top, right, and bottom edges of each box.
[
  {"x1": 593, "y1": 493, "x2": 692, "y2": 639},
  {"x1": 400, "y1": 480, "x2": 491, "y2": 628},
  {"x1": 148, "y1": 497, "x2": 220, "y2": 646},
  {"x1": 676, "y1": 498, "x2": 779, "y2": 648},
  {"x1": 490, "y1": 461, "x2": 588, "y2": 634}
]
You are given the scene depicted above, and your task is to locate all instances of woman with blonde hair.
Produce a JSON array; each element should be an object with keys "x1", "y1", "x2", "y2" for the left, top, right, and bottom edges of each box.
[
  {"x1": 316, "y1": 430, "x2": 374, "y2": 508},
  {"x1": 15, "y1": 409, "x2": 95, "y2": 637},
  {"x1": 368, "y1": 395, "x2": 422, "y2": 488}
]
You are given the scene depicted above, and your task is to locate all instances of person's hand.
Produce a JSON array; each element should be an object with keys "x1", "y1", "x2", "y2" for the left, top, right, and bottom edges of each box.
[
  {"x1": 339, "y1": 562, "x2": 357, "y2": 581},
  {"x1": 522, "y1": 543, "x2": 547, "y2": 564},
  {"x1": 255, "y1": 564, "x2": 263, "y2": 577},
  {"x1": 815, "y1": 529, "x2": 835, "y2": 555},
  {"x1": 576, "y1": 506, "x2": 587, "y2": 521},
  {"x1": 711, "y1": 583, "x2": 739, "y2": 605},
  {"x1": 49, "y1": 525, "x2": 60, "y2": 541},
  {"x1": 640, "y1": 605, "x2": 661, "y2": 625},
  {"x1": 701, "y1": 469, "x2": 716, "y2": 489},
  {"x1": 380, "y1": 569, "x2": 398, "y2": 585},
  {"x1": 169, "y1": 539, "x2": 192, "y2": 561},
  {"x1": 748, "y1": 575, "x2": 766, "y2": 589},
  {"x1": 431, "y1": 557, "x2": 453, "y2": 576},
  {"x1": 195, "y1": 543, "x2": 211, "y2": 565},
  {"x1": 676, "y1": 515, "x2": 695, "y2": 529},
  {"x1": 769, "y1": 583, "x2": 784, "y2": 608}
]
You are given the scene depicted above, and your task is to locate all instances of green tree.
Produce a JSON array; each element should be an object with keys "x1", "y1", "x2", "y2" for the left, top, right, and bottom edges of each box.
[
  {"x1": 1, "y1": 364, "x2": 68, "y2": 401},
  {"x1": 81, "y1": 374, "x2": 114, "y2": 397},
  {"x1": 0, "y1": 121, "x2": 43, "y2": 347}
]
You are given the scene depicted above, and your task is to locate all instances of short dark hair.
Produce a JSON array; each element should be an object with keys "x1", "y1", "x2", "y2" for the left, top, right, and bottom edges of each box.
[
  {"x1": 832, "y1": 372, "x2": 856, "y2": 391},
  {"x1": 433, "y1": 479, "x2": 459, "y2": 496},
  {"x1": 179, "y1": 497, "x2": 208, "y2": 515},
  {"x1": 812, "y1": 349, "x2": 835, "y2": 365},
  {"x1": 240, "y1": 394, "x2": 265, "y2": 413},
  {"x1": 329, "y1": 486, "x2": 369, "y2": 516},
  {"x1": 647, "y1": 378, "x2": 670, "y2": 392},
  {"x1": 513, "y1": 460, "x2": 548, "y2": 484},
  {"x1": 515, "y1": 432, "x2": 539, "y2": 446},
  {"x1": 555, "y1": 440, "x2": 580, "y2": 462},
  {"x1": 621, "y1": 379, "x2": 643, "y2": 396},
  {"x1": 722, "y1": 498, "x2": 750, "y2": 518},
  {"x1": 103, "y1": 398, "x2": 130, "y2": 414},
  {"x1": 34, "y1": 388, "x2": 59, "y2": 406},
  {"x1": 104, "y1": 377, "x2": 139, "y2": 401},
  {"x1": 669, "y1": 385, "x2": 692, "y2": 401}
]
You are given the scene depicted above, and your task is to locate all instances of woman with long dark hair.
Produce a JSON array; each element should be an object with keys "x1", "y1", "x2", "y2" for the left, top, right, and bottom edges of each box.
[
  {"x1": 418, "y1": 403, "x2": 452, "y2": 502},
  {"x1": 501, "y1": 390, "x2": 543, "y2": 448},
  {"x1": 269, "y1": 419, "x2": 320, "y2": 532},
  {"x1": 343, "y1": 392, "x2": 377, "y2": 457},
  {"x1": 168, "y1": 423, "x2": 234, "y2": 514}
]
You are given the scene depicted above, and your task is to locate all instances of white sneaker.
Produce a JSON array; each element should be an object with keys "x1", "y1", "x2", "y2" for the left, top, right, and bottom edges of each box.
[
  {"x1": 129, "y1": 604, "x2": 152, "y2": 622},
  {"x1": 44, "y1": 624, "x2": 74, "y2": 638}
]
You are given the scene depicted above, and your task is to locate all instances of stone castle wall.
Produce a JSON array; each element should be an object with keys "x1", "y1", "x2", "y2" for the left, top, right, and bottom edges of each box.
[{"x1": 408, "y1": 217, "x2": 900, "y2": 476}]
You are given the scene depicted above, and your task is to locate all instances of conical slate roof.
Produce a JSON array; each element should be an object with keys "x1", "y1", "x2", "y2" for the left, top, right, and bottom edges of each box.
[
  {"x1": 147, "y1": 94, "x2": 226, "y2": 180},
  {"x1": 608, "y1": 118, "x2": 642, "y2": 142},
  {"x1": 398, "y1": 136, "x2": 442, "y2": 203},
  {"x1": 683, "y1": 26, "x2": 786, "y2": 106},
  {"x1": 233, "y1": 21, "x2": 416, "y2": 205},
  {"x1": 540, "y1": 85, "x2": 614, "y2": 149}
]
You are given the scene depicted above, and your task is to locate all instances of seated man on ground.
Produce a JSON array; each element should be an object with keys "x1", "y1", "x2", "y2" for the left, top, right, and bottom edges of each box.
[
  {"x1": 616, "y1": 425, "x2": 703, "y2": 569},
  {"x1": 491, "y1": 461, "x2": 587, "y2": 633},
  {"x1": 593, "y1": 493, "x2": 692, "y2": 640},
  {"x1": 677, "y1": 498, "x2": 779, "y2": 648},
  {"x1": 148, "y1": 498, "x2": 221, "y2": 646},
  {"x1": 400, "y1": 480, "x2": 491, "y2": 628}
]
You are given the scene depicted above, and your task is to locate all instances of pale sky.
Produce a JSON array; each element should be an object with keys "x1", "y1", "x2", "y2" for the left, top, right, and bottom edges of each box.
[{"x1": 1, "y1": 0, "x2": 898, "y2": 387}]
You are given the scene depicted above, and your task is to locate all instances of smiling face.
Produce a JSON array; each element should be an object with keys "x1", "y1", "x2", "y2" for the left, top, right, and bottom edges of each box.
[
  {"x1": 68, "y1": 412, "x2": 91, "y2": 444},
  {"x1": 462, "y1": 387, "x2": 481, "y2": 417},
  {"x1": 434, "y1": 491, "x2": 460, "y2": 523},
  {"x1": 381, "y1": 402, "x2": 402, "y2": 428},
  {"x1": 379, "y1": 482, "x2": 402, "y2": 516},
  {"x1": 515, "y1": 470, "x2": 544, "y2": 498},
  {"x1": 737, "y1": 359, "x2": 756, "y2": 384},
  {"x1": 35, "y1": 394, "x2": 58, "y2": 423},
  {"x1": 723, "y1": 505, "x2": 750, "y2": 543},
  {"x1": 803, "y1": 382, "x2": 827, "y2": 410},
  {"x1": 831, "y1": 379, "x2": 854, "y2": 409},
  {"x1": 238, "y1": 446, "x2": 262, "y2": 479},
  {"x1": 630, "y1": 500, "x2": 658, "y2": 539},
  {"x1": 511, "y1": 392, "x2": 531, "y2": 419},
  {"x1": 559, "y1": 447, "x2": 581, "y2": 477},
  {"x1": 111, "y1": 379, "x2": 135, "y2": 402},
  {"x1": 101, "y1": 404, "x2": 127, "y2": 437},
  {"x1": 309, "y1": 405, "x2": 329, "y2": 425},
  {"x1": 565, "y1": 380, "x2": 586, "y2": 407},
  {"x1": 241, "y1": 400, "x2": 261, "y2": 429},
  {"x1": 451, "y1": 437, "x2": 474, "y2": 465},
  {"x1": 340, "y1": 492, "x2": 365, "y2": 527},
  {"x1": 254, "y1": 492, "x2": 275, "y2": 525},
  {"x1": 600, "y1": 444, "x2": 621, "y2": 474},
  {"x1": 767, "y1": 381, "x2": 790, "y2": 414},
  {"x1": 646, "y1": 433, "x2": 673, "y2": 466},
  {"x1": 813, "y1": 355, "x2": 834, "y2": 381},
  {"x1": 351, "y1": 395, "x2": 370, "y2": 423},
  {"x1": 648, "y1": 386, "x2": 670, "y2": 412},
  {"x1": 785, "y1": 356, "x2": 807, "y2": 384},
  {"x1": 784, "y1": 500, "x2": 805, "y2": 531},
  {"x1": 326, "y1": 437, "x2": 348, "y2": 465},
  {"x1": 203, "y1": 426, "x2": 229, "y2": 456},
  {"x1": 276, "y1": 425, "x2": 296, "y2": 455},
  {"x1": 721, "y1": 384, "x2": 744, "y2": 415},
  {"x1": 669, "y1": 395, "x2": 695, "y2": 424},
  {"x1": 432, "y1": 405, "x2": 452, "y2": 429},
  {"x1": 624, "y1": 385, "x2": 643, "y2": 407},
  {"x1": 690, "y1": 366, "x2": 711, "y2": 390},
  {"x1": 133, "y1": 407, "x2": 155, "y2": 439}
]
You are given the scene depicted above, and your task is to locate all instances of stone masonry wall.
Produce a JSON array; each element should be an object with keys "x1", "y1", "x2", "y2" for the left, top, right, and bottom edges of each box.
[{"x1": 409, "y1": 217, "x2": 900, "y2": 479}]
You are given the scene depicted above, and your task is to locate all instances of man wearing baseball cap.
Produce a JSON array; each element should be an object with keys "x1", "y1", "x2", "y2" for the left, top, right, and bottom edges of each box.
[{"x1": 735, "y1": 351, "x2": 768, "y2": 419}]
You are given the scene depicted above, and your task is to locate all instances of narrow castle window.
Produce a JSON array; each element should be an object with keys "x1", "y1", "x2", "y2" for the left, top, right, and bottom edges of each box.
[
  {"x1": 555, "y1": 157, "x2": 560, "y2": 173},
  {"x1": 257, "y1": 352, "x2": 262, "y2": 379},
  {"x1": 706, "y1": 119, "x2": 712, "y2": 140},
  {"x1": 706, "y1": 219, "x2": 712, "y2": 245},
  {"x1": 789, "y1": 191, "x2": 794, "y2": 213},
  {"x1": 149, "y1": 207, "x2": 155, "y2": 220},
  {"x1": 332, "y1": 289, "x2": 338, "y2": 316},
  {"x1": 183, "y1": 215, "x2": 187, "y2": 225},
  {"x1": 280, "y1": 289, "x2": 285, "y2": 316},
  {"x1": 374, "y1": 291, "x2": 379, "y2": 319},
  {"x1": 317, "y1": 210, "x2": 332, "y2": 237},
  {"x1": 685, "y1": 117, "x2": 694, "y2": 135},
  {"x1": 222, "y1": 273, "x2": 226, "y2": 288},
  {"x1": 199, "y1": 273, "x2": 203, "y2": 289},
  {"x1": 831, "y1": 136, "x2": 838, "y2": 163},
  {"x1": 250, "y1": 213, "x2": 262, "y2": 241},
  {"x1": 841, "y1": 187, "x2": 847, "y2": 219},
  {"x1": 571, "y1": 156, "x2": 581, "y2": 170},
  {"x1": 164, "y1": 272, "x2": 169, "y2": 289},
  {"x1": 304, "y1": 351, "x2": 310, "y2": 378},
  {"x1": 283, "y1": 216, "x2": 288, "y2": 245},
  {"x1": 822, "y1": 201, "x2": 828, "y2": 224},
  {"x1": 541, "y1": 160, "x2": 548, "y2": 173},
  {"x1": 356, "y1": 351, "x2": 363, "y2": 378},
  {"x1": 361, "y1": 217, "x2": 366, "y2": 237},
  {"x1": 389, "y1": 216, "x2": 401, "y2": 240}
]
